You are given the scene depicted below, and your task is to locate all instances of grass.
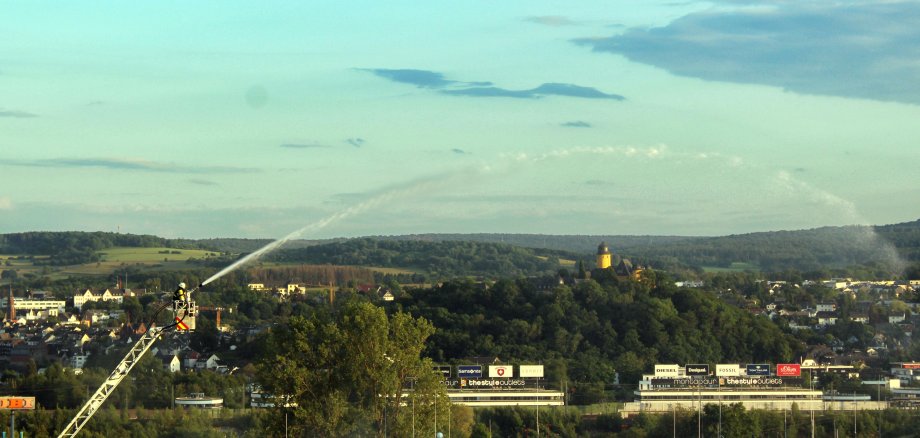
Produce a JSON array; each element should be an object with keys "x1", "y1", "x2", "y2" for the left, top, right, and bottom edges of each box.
[
  {"x1": 1, "y1": 248, "x2": 228, "y2": 279},
  {"x1": 98, "y1": 247, "x2": 220, "y2": 262},
  {"x1": 536, "y1": 256, "x2": 577, "y2": 266}
]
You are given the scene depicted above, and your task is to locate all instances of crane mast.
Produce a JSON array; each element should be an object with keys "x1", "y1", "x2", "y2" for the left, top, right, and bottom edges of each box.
[
  {"x1": 58, "y1": 293, "x2": 197, "y2": 437},
  {"x1": 57, "y1": 325, "x2": 165, "y2": 438}
]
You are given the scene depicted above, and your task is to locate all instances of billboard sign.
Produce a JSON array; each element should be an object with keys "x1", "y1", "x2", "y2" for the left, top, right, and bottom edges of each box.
[
  {"x1": 433, "y1": 366, "x2": 451, "y2": 378},
  {"x1": 441, "y1": 379, "x2": 529, "y2": 389},
  {"x1": 716, "y1": 364, "x2": 740, "y2": 377},
  {"x1": 519, "y1": 365, "x2": 545, "y2": 378},
  {"x1": 458, "y1": 365, "x2": 483, "y2": 378},
  {"x1": 489, "y1": 365, "x2": 514, "y2": 378},
  {"x1": 650, "y1": 377, "x2": 802, "y2": 389},
  {"x1": 685, "y1": 364, "x2": 710, "y2": 376},
  {"x1": 0, "y1": 397, "x2": 35, "y2": 410},
  {"x1": 655, "y1": 364, "x2": 680, "y2": 377},
  {"x1": 746, "y1": 364, "x2": 771, "y2": 376},
  {"x1": 776, "y1": 364, "x2": 801, "y2": 377}
]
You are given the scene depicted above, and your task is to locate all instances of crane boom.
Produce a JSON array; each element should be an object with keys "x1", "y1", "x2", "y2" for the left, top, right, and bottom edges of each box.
[{"x1": 57, "y1": 326, "x2": 165, "y2": 438}]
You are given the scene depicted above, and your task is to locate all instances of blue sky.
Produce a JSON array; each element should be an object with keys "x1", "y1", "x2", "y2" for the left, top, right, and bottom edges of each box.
[{"x1": 2, "y1": 0, "x2": 919, "y2": 239}]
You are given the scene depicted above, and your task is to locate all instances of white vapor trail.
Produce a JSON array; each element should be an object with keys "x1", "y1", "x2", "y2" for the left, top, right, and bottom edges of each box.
[{"x1": 200, "y1": 171, "x2": 479, "y2": 286}]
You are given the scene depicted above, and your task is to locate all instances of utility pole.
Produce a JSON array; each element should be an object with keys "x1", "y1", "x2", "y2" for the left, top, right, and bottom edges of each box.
[{"x1": 878, "y1": 373, "x2": 883, "y2": 438}]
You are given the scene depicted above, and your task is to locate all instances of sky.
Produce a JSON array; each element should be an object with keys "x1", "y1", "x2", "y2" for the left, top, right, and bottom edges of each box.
[{"x1": 2, "y1": 0, "x2": 919, "y2": 239}]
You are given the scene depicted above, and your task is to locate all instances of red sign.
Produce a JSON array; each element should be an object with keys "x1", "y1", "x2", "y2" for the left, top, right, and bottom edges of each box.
[
  {"x1": 776, "y1": 364, "x2": 801, "y2": 376},
  {"x1": 902, "y1": 363, "x2": 920, "y2": 369},
  {"x1": 0, "y1": 397, "x2": 35, "y2": 410},
  {"x1": 488, "y1": 365, "x2": 513, "y2": 378}
]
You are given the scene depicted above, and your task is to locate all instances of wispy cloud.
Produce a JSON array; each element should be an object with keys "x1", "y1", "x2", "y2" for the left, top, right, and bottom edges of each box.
[
  {"x1": 346, "y1": 138, "x2": 365, "y2": 148},
  {"x1": 0, "y1": 157, "x2": 259, "y2": 174},
  {"x1": 507, "y1": 145, "x2": 668, "y2": 163},
  {"x1": 443, "y1": 83, "x2": 624, "y2": 100},
  {"x1": 361, "y1": 68, "x2": 462, "y2": 89},
  {"x1": 0, "y1": 196, "x2": 11, "y2": 210},
  {"x1": 451, "y1": 148, "x2": 469, "y2": 155},
  {"x1": 562, "y1": 120, "x2": 592, "y2": 128},
  {"x1": 363, "y1": 68, "x2": 624, "y2": 100},
  {"x1": 575, "y1": 2, "x2": 920, "y2": 105},
  {"x1": 525, "y1": 15, "x2": 577, "y2": 27},
  {"x1": 0, "y1": 109, "x2": 37, "y2": 118}
]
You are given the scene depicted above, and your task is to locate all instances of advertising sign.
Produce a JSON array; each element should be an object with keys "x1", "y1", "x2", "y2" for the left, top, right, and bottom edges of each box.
[
  {"x1": 519, "y1": 365, "x2": 545, "y2": 378},
  {"x1": 716, "y1": 364, "x2": 740, "y2": 377},
  {"x1": 776, "y1": 364, "x2": 801, "y2": 377},
  {"x1": 746, "y1": 364, "x2": 771, "y2": 376},
  {"x1": 650, "y1": 377, "x2": 802, "y2": 389},
  {"x1": 685, "y1": 364, "x2": 710, "y2": 376},
  {"x1": 0, "y1": 397, "x2": 35, "y2": 410},
  {"x1": 489, "y1": 365, "x2": 514, "y2": 378},
  {"x1": 721, "y1": 377, "x2": 802, "y2": 387},
  {"x1": 655, "y1": 364, "x2": 680, "y2": 377},
  {"x1": 902, "y1": 363, "x2": 920, "y2": 370},
  {"x1": 458, "y1": 365, "x2": 483, "y2": 378},
  {"x1": 433, "y1": 366, "x2": 451, "y2": 378},
  {"x1": 441, "y1": 379, "x2": 529, "y2": 389},
  {"x1": 650, "y1": 377, "x2": 718, "y2": 388}
]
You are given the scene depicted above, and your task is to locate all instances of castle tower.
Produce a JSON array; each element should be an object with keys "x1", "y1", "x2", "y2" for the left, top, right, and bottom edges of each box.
[{"x1": 596, "y1": 242, "x2": 612, "y2": 269}]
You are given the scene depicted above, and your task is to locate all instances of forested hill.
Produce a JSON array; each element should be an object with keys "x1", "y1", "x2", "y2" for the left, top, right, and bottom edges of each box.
[
  {"x1": 0, "y1": 231, "x2": 189, "y2": 265},
  {"x1": 267, "y1": 238, "x2": 564, "y2": 278},
  {"x1": 401, "y1": 275, "x2": 799, "y2": 388},
  {"x1": 618, "y1": 221, "x2": 920, "y2": 273},
  {"x1": 3, "y1": 218, "x2": 918, "y2": 274},
  {"x1": 385, "y1": 219, "x2": 920, "y2": 273},
  {"x1": 0, "y1": 231, "x2": 174, "y2": 254}
]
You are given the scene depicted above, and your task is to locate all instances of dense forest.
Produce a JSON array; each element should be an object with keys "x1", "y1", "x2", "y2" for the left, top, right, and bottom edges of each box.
[
  {"x1": 391, "y1": 272, "x2": 799, "y2": 403},
  {"x1": 267, "y1": 238, "x2": 564, "y2": 278},
  {"x1": 383, "y1": 220, "x2": 920, "y2": 273}
]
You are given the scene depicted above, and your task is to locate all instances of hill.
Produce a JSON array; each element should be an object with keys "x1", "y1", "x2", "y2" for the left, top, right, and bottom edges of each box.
[
  {"x1": 379, "y1": 219, "x2": 920, "y2": 274},
  {"x1": 2, "y1": 218, "x2": 918, "y2": 282}
]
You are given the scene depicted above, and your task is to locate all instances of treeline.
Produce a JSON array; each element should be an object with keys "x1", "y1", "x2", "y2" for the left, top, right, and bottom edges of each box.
[
  {"x1": 385, "y1": 220, "x2": 920, "y2": 274},
  {"x1": 622, "y1": 224, "x2": 919, "y2": 273},
  {"x1": 268, "y1": 238, "x2": 563, "y2": 278},
  {"x1": 246, "y1": 265, "x2": 376, "y2": 286},
  {"x1": 0, "y1": 232, "x2": 206, "y2": 266},
  {"x1": 0, "y1": 232, "x2": 172, "y2": 254},
  {"x1": 393, "y1": 272, "x2": 798, "y2": 402}
]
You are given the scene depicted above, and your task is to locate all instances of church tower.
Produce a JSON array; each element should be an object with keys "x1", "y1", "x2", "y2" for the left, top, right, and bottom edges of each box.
[{"x1": 596, "y1": 242, "x2": 612, "y2": 269}]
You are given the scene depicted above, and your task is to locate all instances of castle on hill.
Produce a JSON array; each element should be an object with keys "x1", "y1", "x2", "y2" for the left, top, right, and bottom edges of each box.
[{"x1": 596, "y1": 242, "x2": 645, "y2": 281}]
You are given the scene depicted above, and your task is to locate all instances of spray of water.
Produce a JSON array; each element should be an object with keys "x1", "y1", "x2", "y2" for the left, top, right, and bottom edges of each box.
[
  {"x1": 775, "y1": 170, "x2": 907, "y2": 273},
  {"x1": 199, "y1": 171, "x2": 475, "y2": 286}
]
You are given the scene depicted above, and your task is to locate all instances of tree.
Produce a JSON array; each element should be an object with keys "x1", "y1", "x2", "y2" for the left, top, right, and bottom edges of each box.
[{"x1": 256, "y1": 301, "x2": 447, "y2": 437}]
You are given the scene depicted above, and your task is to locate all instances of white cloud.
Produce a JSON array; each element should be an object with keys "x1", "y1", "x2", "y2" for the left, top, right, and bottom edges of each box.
[{"x1": 0, "y1": 197, "x2": 11, "y2": 210}]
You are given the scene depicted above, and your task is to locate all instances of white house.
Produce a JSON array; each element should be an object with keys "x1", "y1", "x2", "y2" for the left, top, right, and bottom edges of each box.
[
  {"x1": 73, "y1": 289, "x2": 124, "y2": 310},
  {"x1": 163, "y1": 354, "x2": 181, "y2": 373}
]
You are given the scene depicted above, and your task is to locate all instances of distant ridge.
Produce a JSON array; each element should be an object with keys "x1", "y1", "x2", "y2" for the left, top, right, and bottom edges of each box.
[{"x1": 2, "y1": 218, "x2": 918, "y2": 274}]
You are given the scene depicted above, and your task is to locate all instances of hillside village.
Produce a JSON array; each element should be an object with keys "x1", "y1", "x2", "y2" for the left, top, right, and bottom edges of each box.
[{"x1": 2, "y1": 275, "x2": 919, "y2": 383}]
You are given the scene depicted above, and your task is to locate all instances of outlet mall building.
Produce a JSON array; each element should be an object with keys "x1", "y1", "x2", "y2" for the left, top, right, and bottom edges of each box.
[{"x1": 621, "y1": 363, "x2": 885, "y2": 417}]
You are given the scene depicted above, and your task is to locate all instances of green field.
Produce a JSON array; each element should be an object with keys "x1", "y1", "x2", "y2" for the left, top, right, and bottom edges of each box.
[
  {"x1": 98, "y1": 247, "x2": 219, "y2": 262},
  {"x1": 536, "y1": 255, "x2": 576, "y2": 266},
  {"x1": 1, "y1": 247, "x2": 228, "y2": 279}
]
